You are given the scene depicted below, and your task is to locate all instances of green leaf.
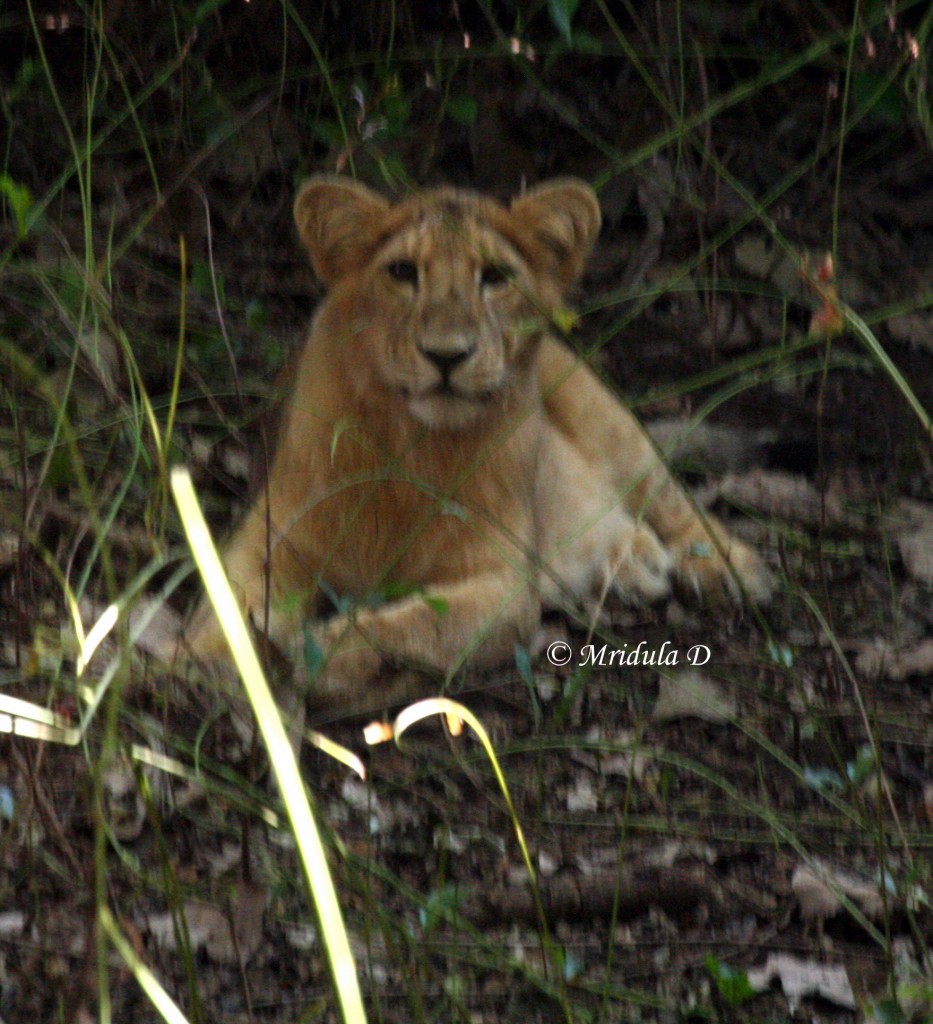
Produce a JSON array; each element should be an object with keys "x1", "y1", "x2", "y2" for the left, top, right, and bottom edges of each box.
[
  {"x1": 804, "y1": 766, "x2": 844, "y2": 793},
  {"x1": 190, "y1": 260, "x2": 225, "y2": 306},
  {"x1": 547, "y1": 0, "x2": 579, "y2": 44},
  {"x1": 0, "y1": 175, "x2": 35, "y2": 240},
  {"x1": 382, "y1": 93, "x2": 410, "y2": 129},
  {"x1": 311, "y1": 119, "x2": 349, "y2": 148},
  {"x1": 514, "y1": 642, "x2": 542, "y2": 729},
  {"x1": 869, "y1": 998, "x2": 908, "y2": 1024},
  {"x1": 551, "y1": 305, "x2": 580, "y2": 335},
  {"x1": 846, "y1": 743, "x2": 876, "y2": 784},
  {"x1": 302, "y1": 625, "x2": 325, "y2": 679},
  {"x1": 705, "y1": 954, "x2": 757, "y2": 1007},
  {"x1": 421, "y1": 595, "x2": 449, "y2": 616},
  {"x1": 193, "y1": 0, "x2": 231, "y2": 26},
  {"x1": 374, "y1": 581, "x2": 417, "y2": 603},
  {"x1": 362, "y1": 581, "x2": 449, "y2": 616},
  {"x1": 419, "y1": 885, "x2": 464, "y2": 933},
  {"x1": 564, "y1": 29, "x2": 601, "y2": 53},
  {"x1": 766, "y1": 641, "x2": 794, "y2": 668},
  {"x1": 245, "y1": 299, "x2": 266, "y2": 331},
  {"x1": 330, "y1": 418, "x2": 354, "y2": 464},
  {"x1": 853, "y1": 71, "x2": 905, "y2": 127},
  {"x1": 9, "y1": 58, "x2": 40, "y2": 103},
  {"x1": 444, "y1": 95, "x2": 478, "y2": 125},
  {"x1": 514, "y1": 643, "x2": 534, "y2": 686},
  {"x1": 46, "y1": 445, "x2": 75, "y2": 491}
]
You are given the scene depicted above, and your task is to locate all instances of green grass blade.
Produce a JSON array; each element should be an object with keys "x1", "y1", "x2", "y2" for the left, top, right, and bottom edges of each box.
[{"x1": 844, "y1": 305, "x2": 933, "y2": 442}]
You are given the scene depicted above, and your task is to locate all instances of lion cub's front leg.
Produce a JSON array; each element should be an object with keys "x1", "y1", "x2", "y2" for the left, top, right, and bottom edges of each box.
[
  {"x1": 538, "y1": 340, "x2": 773, "y2": 605},
  {"x1": 301, "y1": 573, "x2": 540, "y2": 714},
  {"x1": 537, "y1": 425, "x2": 674, "y2": 609},
  {"x1": 184, "y1": 496, "x2": 315, "y2": 668}
]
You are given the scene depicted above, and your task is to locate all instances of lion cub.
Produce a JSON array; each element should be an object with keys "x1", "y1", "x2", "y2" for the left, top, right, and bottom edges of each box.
[{"x1": 188, "y1": 175, "x2": 771, "y2": 712}]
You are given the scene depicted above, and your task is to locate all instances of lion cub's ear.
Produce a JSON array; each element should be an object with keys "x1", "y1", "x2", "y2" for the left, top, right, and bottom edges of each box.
[
  {"x1": 510, "y1": 178, "x2": 601, "y2": 288},
  {"x1": 294, "y1": 176, "x2": 391, "y2": 285}
]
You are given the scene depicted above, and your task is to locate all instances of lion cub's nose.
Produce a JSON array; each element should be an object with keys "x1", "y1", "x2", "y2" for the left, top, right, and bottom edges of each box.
[{"x1": 417, "y1": 343, "x2": 475, "y2": 380}]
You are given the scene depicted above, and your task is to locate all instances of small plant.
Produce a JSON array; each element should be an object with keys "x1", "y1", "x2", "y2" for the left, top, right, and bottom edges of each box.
[{"x1": 704, "y1": 955, "x2": 757, "y2": 1008}]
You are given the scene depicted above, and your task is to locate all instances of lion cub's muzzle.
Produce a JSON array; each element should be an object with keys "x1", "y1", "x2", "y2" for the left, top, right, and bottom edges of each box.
[
  {"x1": 416, "y1": 340, "x2": 477, "y2": 392},
  {"x1": 404, "y1": 333, "x2": 503, "y2": 428}
]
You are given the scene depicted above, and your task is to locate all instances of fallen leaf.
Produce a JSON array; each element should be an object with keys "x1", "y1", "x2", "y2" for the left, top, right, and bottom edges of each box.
[
  {"x1": 77, "y1": 328, "x2": 121, "y2": 400},
  {"x1": 103, "y1": 755, "x2": 146, "y2": 842},
  {"x1": 598, "y1": 750, "x2": 654, "y2": 781},
  {"x1": 647, "y1": 418, "x2": 775, "y2": 474},
  {"x1": 147, "y1": 883, "x2": 266, "y2": 965},
  {"x1": 566, "y1": 776, "x2": 598, "y2": 812},
  {"x1": 0, "y1": 532, "x2": 18, "y2": 571},
  {"x1": 855, "y1": 639, "x2": 933, "y2": 681},
  {"x1": 896, "y1": 528, "x2": 933, "y2": 584},
  {"x1": 129, "y1": 599, "x2": 184, "y2": 661},
  {"x1": 887, "y1": 312, "x2": 933, "y2": 351},
  {"x1": 881, "y1": 499, "x2": 933, "y2": 585},
  {"x1": 652, "y1": 671, "x2": 736, "y2": 724},
  {"x1": 0, "y1": 911, "x2": 25, "y2": 937},
  {"x1": 703, "y1": 469, "x2": 845, "y2": 525},
  {"x1": 79, "y1": 596, "x2": 182, "y2": 664},
  {"x1": 792, "y1": 862, "x2": 885, "y2": 927},
  {"x1": 286, "y1": 923, "x2": 318, "y2": 951},
  {"x1": 747, "y1": 952, "x2": 855, "y2": 1013}
]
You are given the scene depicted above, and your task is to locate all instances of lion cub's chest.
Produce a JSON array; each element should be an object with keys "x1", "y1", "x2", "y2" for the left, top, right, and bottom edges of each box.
[{"x1": 294, "y1": 419, "x2": 540, "y2": 592}]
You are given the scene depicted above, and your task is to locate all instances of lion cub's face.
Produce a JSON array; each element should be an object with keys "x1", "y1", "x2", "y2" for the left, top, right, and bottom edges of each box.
[{"x1": 294, "y1": 176, "x2": 601, "y2": 430}]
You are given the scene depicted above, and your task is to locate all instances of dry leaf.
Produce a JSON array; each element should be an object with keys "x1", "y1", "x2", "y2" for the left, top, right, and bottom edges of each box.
[
  {"x1": 77, "y1": 328, "x2": 121, "y2": 400},
  {"x1": 286, "y1": 923, "x2": 318, "y2": 951},
  {"x1": 599, "y1": 750, "x2": 654, "y2": 781},
  {"x1": 887, "y1": 312, "x2": 933, "y2": 351},
  {"x1": 0, "y1": 911, "x2": 25, "y2": 937},
  {"x1": 792, "y1": 862, "x2": 884, "y2": 926},
  {"x1": 79, "y1": 596, "x2": 182, "y2": 664},
  {"x1": 747, "y1": 953, "x2": 856, "y2": 1013},
  {"x1": 880, "y1": 499, "x2": 933, "y2": 584},
  {"x1": 647, "y1": 418, "x2": 775, "y2": 473},
  {"x1": 706, "y1": 469, "x2": 844, "y2": 525},
  {"x1": 652, "y1": 671, "x2": 737, "y2": 724},
  {"x1": 103, "y1": 755, "x2": 146, "y2": 842},
  {"x1": 792, "y1": 866, "x2": 845, "y2": 928},
  {"x1": 0, "y1": 532, "x2": 18, "y2": 571},
  {"x1": 148, "y1": 883, "x2": 266, "y2": 965},
  {"x1": 129, "y1": 600, "x2": 184, "y2": 661},
  {"x1": 897, "y1": 528, "x2": 933, "y2": 584},
  {"x1": 566, "y1": 777, "x2": 598, "y2": 812},
  {"x1": 856, "y1": 639, "x2": 933, "y2": 681}
]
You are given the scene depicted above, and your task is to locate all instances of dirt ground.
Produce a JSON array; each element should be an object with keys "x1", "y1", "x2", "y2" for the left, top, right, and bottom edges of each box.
[{"x1": 0, "y1": 3, "x2": 931, "y2": 1022}]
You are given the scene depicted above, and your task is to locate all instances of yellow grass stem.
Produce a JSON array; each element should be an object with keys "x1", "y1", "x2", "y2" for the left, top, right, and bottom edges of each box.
[{"x1": 170, "y1": 466, "x2": 367, "y2": 1024}]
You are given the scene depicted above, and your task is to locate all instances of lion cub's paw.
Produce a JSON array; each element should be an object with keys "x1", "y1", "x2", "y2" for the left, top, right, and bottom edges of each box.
[
  {"x1": 611, "y1": 523, "x2": 674, "y2": 605},
  {"x1": 673, "y1": 532, "x2": 773, "y2": 606},
  {"x1": 297, "y1": 618, "x2": 385, "y2": 705},
  {"x1": 299, "y1": 621, "x2": 432, "y2": 717}
]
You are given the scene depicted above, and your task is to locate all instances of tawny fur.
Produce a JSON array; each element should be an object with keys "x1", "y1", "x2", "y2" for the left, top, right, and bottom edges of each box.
[{"x1": 187, "y1": 175, "x2": 772, "y2": 713}]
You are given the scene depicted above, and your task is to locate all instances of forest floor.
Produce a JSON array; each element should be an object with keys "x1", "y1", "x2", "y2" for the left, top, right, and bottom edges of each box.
[{"x1": 0, "y1": 3, "x2": 931, "y2": 1022}]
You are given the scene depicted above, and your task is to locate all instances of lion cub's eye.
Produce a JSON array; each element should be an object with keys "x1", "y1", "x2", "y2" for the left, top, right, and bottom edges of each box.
[
  {"x1": 480, "y1": 263, "x2": 514, "y2": 288},
  {"x1": 386, "y1": 259, "x2": 419, "y2": 286}
]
